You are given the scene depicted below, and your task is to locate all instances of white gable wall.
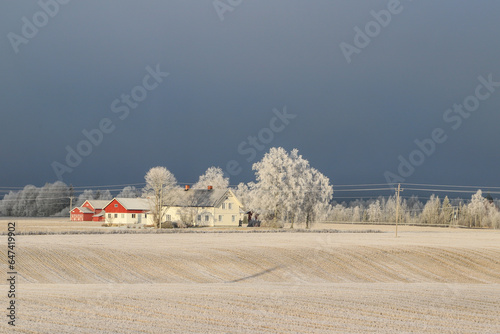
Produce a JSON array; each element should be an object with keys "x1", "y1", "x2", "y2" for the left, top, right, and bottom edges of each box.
[
  {"x1": 144, "y1": 189, "x2": 244, "y2": 227},
  {"x1": 148, "y1": 191, "x2": 243, "y2": 227}
]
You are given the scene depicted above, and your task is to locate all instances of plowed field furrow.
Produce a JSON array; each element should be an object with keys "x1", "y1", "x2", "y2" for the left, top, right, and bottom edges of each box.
[
  {"x1": 5, "y1": 243, "x2": 500, "y2": 284},
  {"x1": 2, "y1": 231, "x2": 500, "y2": 333},
  {"x1": 4, "y1": 283, "x2": 500, "y2": 334}
]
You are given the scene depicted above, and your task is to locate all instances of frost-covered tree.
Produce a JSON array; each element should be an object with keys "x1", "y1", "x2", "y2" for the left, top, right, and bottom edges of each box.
[
  {"x1": 251, "y1": 147, "x2": 333, "y2": 228},
  {"x1": 45, "y1": 181, "x2": 70, "y2": 215},
  {"x1": 36, "y1": 183, "x2": 55, "y2": 216},
  {"x1": 143, "y1": 166, "x2": 178, "y2": 228},
  {"x1": 483, "y1": 203, "x2": 500, "y2": 229},
  {"x1": 234, "y1": 182, "x2": 257, "y2": 212},
  {"x1": 193, "y1": 167, "x2": 229, "y2": 190},
  {"x1": 117, "y1": 186, "x2": 141, "y2": 198},
  {"x1": 76, "y1": 189, "x2": 96, "y2": 206},
  {"x1": 328, "y1": 204, "x2": 352, "y2": 222},
  {"x1": 298, "y1": 165, "x2": 333, "y2": 228},
  {"x1": 251, "y1": 147, "x2": 290, "y2": 226},
  {"x1": 0, "y1": 191, "x2": 19, "y2": 216},
  {"x1": 0, "y1": 182, "x2": 70, "y2": 217},
  {"x1": 440, "y1": 196, "x2": 453, "y2": 226},
  {"x1": 405, "y1": 196, "x2": 424, "y2": 224},
  {"x1": 96, "y1": 189, "x2": 113, "y2": 201},
  {"x1": 468, "y1": 190, "x2": 487, "y2": 227},
  {"x1": 421, "y1": 195, "x2": 441, "y2": 225},
  {"x1": 367, "y1": 200, "x2": 382, "y2": 222},
  {"x1": 13, "y1": 185, "x2": 39, "y2": 216},
  {"x1": 382, "y1": 196, "x2": 397, "y2": 223},
  {"x1": 351, "y1": 206, "x2": 362, "y2": 222},
  {"x1": 76, "y1": 189, "x2": 112, "y2": 206}
]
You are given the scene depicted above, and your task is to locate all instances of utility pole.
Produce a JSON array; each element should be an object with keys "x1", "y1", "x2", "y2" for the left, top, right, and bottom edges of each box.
[
  {"x1": 159, "y1": 186, "x2": 163, "y2": 229},
  {"x1": 68, "y1": 196, "x2": 74, "y2": 219},
  {"x1": 395, "y1": 183, "x2": 403, "y2": 237}
]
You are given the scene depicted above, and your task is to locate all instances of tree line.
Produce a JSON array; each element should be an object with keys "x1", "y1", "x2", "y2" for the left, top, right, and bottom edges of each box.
[
  {"x1": 0, "y1": 183, "x2": 142, "y2": 217},
  {"x1": 325, "y1": 190, "x2": 500, "y2": 229},
  {"x1": 1, "y1": 147, "x2": 499, "y2": 229}
]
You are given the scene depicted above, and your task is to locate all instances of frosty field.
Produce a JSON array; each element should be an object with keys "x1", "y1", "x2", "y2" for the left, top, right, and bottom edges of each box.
[{"x1": 1, "y1": 222, "x2": 500, "y2": 333}]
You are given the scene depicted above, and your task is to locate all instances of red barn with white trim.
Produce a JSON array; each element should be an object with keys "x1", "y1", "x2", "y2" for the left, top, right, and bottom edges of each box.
[
  {"x1": 70, "y1": 200, "x2": 109, "y2": 222},
  {"x1": 103, "y1": 198, "x2": 150, "y2": 225},
  {"x1": 70, "y1": 207, "x2": 94, "y2": 221}
]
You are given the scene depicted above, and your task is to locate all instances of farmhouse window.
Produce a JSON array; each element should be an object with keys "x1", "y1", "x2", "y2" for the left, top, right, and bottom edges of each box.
[
  {"x1": 232, "y1": 215, "x2": 236, "y2": 222},
  {"x1": 132, "y1": 214, "x2": 136, "y2": 218},
  {"x1": 219, "y1": 215, "x2": 222, "y2": 222},
  {"x1": 114, "y1": 204, "x2": 118, "y2": 207},
  {"x1": 222, "y1": 203, "x2": 226, "y2": 209},
  {"x1": 229, "y1": 203, "x2": 233, "y2": 210},
  {"x1": 205, "y1": 215, "x2": 210, "y2": 222},
  {"x1": 197, "y1": 215, "x2": 201, "y2": 221},
  {"x1": 114, "y1": 214, "x2": 118, "y2": 218},
  {"x1": 166, "y1": 215, "x2": 171, "y2": 221},
  {"x1": 108, "y1": 214, "x2": 111, "y2": 218}
]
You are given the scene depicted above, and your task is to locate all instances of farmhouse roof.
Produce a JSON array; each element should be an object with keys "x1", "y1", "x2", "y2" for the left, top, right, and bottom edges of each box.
[{"x1": 164, "y1": 189, "x2": 241, "y2": 208}]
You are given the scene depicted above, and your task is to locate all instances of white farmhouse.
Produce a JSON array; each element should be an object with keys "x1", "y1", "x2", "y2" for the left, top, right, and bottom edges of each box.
[{"x1": 154, "y1": 186, "x2": 244, "y2": 227}]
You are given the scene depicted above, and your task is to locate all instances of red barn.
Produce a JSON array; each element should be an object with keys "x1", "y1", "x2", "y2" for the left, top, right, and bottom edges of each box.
[
  {"x1": 70, "y1": 200, "x2": 110, "y2": 222},
  {"x1": 103, "y1": 198, "x2": 150, "y2": 225},
  {"x1": 70, "y1": 206, "x2": 94, "y2": 221}
]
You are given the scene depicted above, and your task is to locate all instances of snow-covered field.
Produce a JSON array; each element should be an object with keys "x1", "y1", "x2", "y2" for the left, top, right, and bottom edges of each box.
[
  {"x1": 1, "y1": 222, "x2": 500, "y2": 333},
  {"x1": 0, "y1": 217, "x2": 104, "y2": 234}
]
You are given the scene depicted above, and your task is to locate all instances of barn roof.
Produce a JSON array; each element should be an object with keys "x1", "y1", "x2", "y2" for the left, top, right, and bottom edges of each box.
[
  {"x1": 85, "y1": 200, "x2": 110, "y2": 210},
  {"x1": 72, "y1": 206, "x2": 94, "y2": 214},
  {"x1": 114, "y1": 198, "x2": 150, "y2": 210},
  {"x1": 103, "y1": 198, "x2": 150, "y2": 211}
]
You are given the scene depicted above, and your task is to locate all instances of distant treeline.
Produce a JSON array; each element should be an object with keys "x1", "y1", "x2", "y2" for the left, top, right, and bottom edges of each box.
[
  {"x1": 0, "y1": 183, "x2": 141, "y2": 217},
  {"x1": 326, "y1": 190, "x2": 500, "y2": 229}
]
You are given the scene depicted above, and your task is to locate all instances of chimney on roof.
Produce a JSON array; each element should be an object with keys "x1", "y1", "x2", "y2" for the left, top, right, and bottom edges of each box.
[
  {"x1": 185, "y1": 185, "x2": 190, "y2": 191},
  {"x1": 208, "y1": 186, "x2": 213, "y2": 190}
]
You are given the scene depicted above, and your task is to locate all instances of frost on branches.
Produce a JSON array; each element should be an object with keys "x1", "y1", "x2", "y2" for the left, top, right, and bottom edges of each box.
[
  {"x1": 143, "y1": 166, "x2": 178, "y2": 228},
  {"x1": 323, "y1": 190, "x2": 500, "y2": 229},
  {"x1": 247, "y1": 147, "x2": 333, "y2": 228},
  {"x1": 192, "y1": 167, "x2": 229, "y2": 190}
]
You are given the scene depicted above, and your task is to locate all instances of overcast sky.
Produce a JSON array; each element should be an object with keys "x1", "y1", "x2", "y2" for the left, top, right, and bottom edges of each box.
[{"x1": 1, "y1": 0, "x2": 500, "y2": 193}]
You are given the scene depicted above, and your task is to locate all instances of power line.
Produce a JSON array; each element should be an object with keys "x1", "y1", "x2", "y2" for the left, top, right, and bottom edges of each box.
[
  {"x1": 69, "y1": 182, "x2": 145, "y2": 189},
  {"x1": 0, "y1": 182, "x2": 145, "y2": 191},
  {"x1": 333, "y1": 183, "x2": 392, "y2": 187},
  {"x1": 403, "y1": 182, "x2": 500, "y2": 189},
  {"x1": 333, "y1": 188, "x2": 394, "y2": 192},
  {"x1": 404, "y1": 187, "x2": 500, "y2": 194}
]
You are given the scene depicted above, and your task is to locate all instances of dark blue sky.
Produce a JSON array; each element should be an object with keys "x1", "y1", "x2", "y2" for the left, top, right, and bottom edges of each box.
[{"x1": 1, "y1": 0, "x2": 500, "y2": 190}]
